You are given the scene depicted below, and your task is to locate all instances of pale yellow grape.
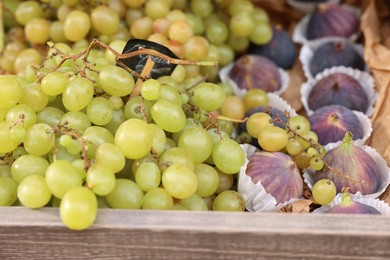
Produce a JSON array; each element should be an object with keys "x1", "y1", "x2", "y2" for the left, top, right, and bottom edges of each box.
[
  {"x1": 115, "y1": 119, "x2": 153, "y2": 159},
  {"x1": 0, "y1": 177, "x2": 18, "y2": 206},
  {"x1": 105, "y1": 179, "x2": 143, "y2": 209},
  {"x1": 50, "y1": 21, "x2": 67, "y2": 43},
  {"x1": 19, "y1": 83, "x2": 48, "y2": 112},
  {"x1": 17, "y1": 175, "x2": 52, "y2": 209},
  {"x1": 62, "y1": 77, "x2": 94, "y2": 111},
  {"x1": 23, "y1": 123, "x2": 54, "y2": 156},
  {"x1": 63, "y1": 10, "x2": 91, "y2": 42},
  {"x1": 15, "y1": 1, "x2": 43, "y2": 25},
  {"x1": 86, "y1": 97, "x2": 113, "y2": 126},
  {"x1": 0, "y1": 122, "x2": 20, "y2": 153},
  {"x1": 165, "y1": 9, "x2": 186, "y2": 23},
  {"x1": 168, "y1": 20, "x2": 193, "y2": 44},
  {"x1": 148, "y1": 123, "x2": 167, "y2": 156},
  {"x1": 41, "y1": 71, "x2": 68, "y2": 96},
  {"x1": 86, "y1": 163, "x2": 115, "y2": 196},
  {"x1": 105, "y1": 40, "x2": 126, "y2": 64},
  {"x1": 91, "y1": 6, "x2": 120, "y2": 35},
  {"x1": 145, "y1": 0, "x2": 170, "y2": 20},
  {"x1": 97, "y1": 65, "x2": 135, "y2": 97},
  {"x1": 24, "y1": 18, "x2": 50, "y2": 44},
  {"x1": 130, "y1": 16, "x2": 153, "y2": 39},
  {"x1": 184, "y1": 36, "x2": 209, "y2": 61},
  {"x1": 246, "y1": 112, "x2": 273, "y2": 138},
  {"x1": 95, "y1": 143, "x2": 126, "y2": 173},
  {"x1": 14, "y1": 48, "x2": 42, "y2": 76},
  {"x1": 162, "y1": 164, "x2": 198, "y2": 199},
  {"x1": 0, "y1": 75, "x2": 23, "y2": 109},
  {"x1": 151, "y1": 99, "x2": 186, "y2": 133},
  {"x1": 258, "y1": 126, "x2": 289, "y2": 152}
]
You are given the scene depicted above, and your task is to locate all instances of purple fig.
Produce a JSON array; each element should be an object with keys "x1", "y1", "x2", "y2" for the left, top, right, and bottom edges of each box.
[
  {"x1": 309, "y1": 41, "x2": 365, "y2": 77},
  {"x1": 308, "y1": 73, "x2": 368, "y2": 113},
  {"x1": 313, "y1": 132, "x2": 381, "y2": 195},
  {"x1": 307, "y1": 3, "x2": 359, "y2": 40},
  {"x1": 248, "y1": 25, "x2": 296, "y2": 69},
  {"x1": 325, "y1": 192, "x2": 381, "y2": 214},
  {"x1": 309, "y1": 105, "x2": 364, "y2": 145},
  {"x1": 246, "y1": 151, "x2": 303, "y2": 204},
  {"x1": 229, "y1": 55, "x2": 282, "y2": 92}
]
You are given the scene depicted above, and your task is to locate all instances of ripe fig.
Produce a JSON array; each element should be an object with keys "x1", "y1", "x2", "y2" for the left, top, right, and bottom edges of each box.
[
  {"x1": 325, "y1": 192, "x2": 381, "y2": 214},
  {"x1": 313, "y1": 132, "x2": 381, "y2": 195},
  {"x1": 309, "y1": 105, "x2": 363, "y2": 145},
  {"x1": 245, "y1": 151, "x2": 303, "y2": 204},
  {"x1": 309, "y1": 41, "x2": 365, "y2": 77},
  {"x1": 307, "y1": 3, "x2": 359, "y2": 40},
  {"x1": 248, "y1": 25, "x2": 296, "y2": 69},
  {"x1": 308, "y1": 73, "x2": 368, "y2": 113},
  {"x1": 229, "y1": 55, "x2": 282, "y2": 92}
]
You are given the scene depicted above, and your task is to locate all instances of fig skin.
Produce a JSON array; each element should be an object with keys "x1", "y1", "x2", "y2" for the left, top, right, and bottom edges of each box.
[
  {"x1": 309, "y1": 41, "x2": 365, "y2": 77},
  {"x1": 313, "y1": 133, "x2": 381, "y2": 195},
  {"x1": 326, "y1": 192, "x2": 381, "y2": 214},
  {"x1": 309, "y1": 105, "x2": 364, "y2": 145},
  {"x1": 229, "y1": 55, "x2": 282, "y2": 92},
  {"x1": 307, "y1": 3, "x2": 359, "y2": 40},
  {"x1": 248, "y1": 26, "x2": 296, "y2": 69},
  {"x1": 246, "y1": 151, "x2": 303, "y2": 204},
  {"x1": 308, "y1": 73, "x2": 369, "y2": 113}
]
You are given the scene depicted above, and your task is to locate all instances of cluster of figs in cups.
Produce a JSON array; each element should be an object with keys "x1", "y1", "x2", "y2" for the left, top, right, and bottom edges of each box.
[{"x1": 219, "y1": 1, "x2": 390, "y2": 215}]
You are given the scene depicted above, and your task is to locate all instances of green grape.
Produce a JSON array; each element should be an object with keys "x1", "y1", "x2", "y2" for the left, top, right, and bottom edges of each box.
[
  {"x1": 41, "y1": 71, "x2": 69, "y2": 96},
  {"x1": 178, "y1": 193, "x2": 208, "y2": 211},
  {"x1": 207, "y1": 128, "x2": 230, "y2": 144},
  {"x1": 104, "y1": 109, "x2": 126, "y2": 135},
  {"x1": 212, "y1": 139, "x2": 245, "y2": 174},
  {"x1": 168, "y1": 20, "x2": 193, "y2": 44},
  {"x1": 142, "y1": 187, "x2": 173, "y2": 210},
  {"x1": 71, "y1": 159, "x2": 87, "y2": 180},
  {"x1": 293, "y1": 151, "x2": 311, "y2": 170},
  {"x1": 212, "y1": 190, "x2": 245, "y2": 211},
  {"x1": 86, "y1": 97, "x2": 114, "y2": 126},
  {"x1": 108, "y1": 96, "x2": 124, "y2": 110},
  {"x1": 59, "y1": 134, "x2": 73, "y2": 148},
  {"x1": 145, "y1": 0, "x2": 170, "y2": 19},
  {"x1": 205, "y1": 20, "x2": 228, "y2": 45},
  {"x1": 164, "y1": 137, "x2": 177, "y2": 151},
  {"x1": 258, "y1": 126, "x2": 289, "y2": 152},
  {"x1": 131, "y1": 154, "x2": 155, "y2": 174},
  {"x1": 151, "y1": 99, "x2": 186, "y2": 133},
  {"x1": 242, "y1": 89, "x2": 269, "y2": 111},
  {"x1": 46, "y1": 160, "x2": 83, "y2": 199},
  {"x1": 60, "y1": 111, "x2": 91, "y2": 133},
  {"x1": 105, "y1": 179, "x2": 144, "y2": 209},
  {"x1": 148, "y1": 123, "x2": 167, "y2": 156},
  {"x1": 62, "y1": 78, "x2": 94, "y2": 112},
  {"x1": 95, "y1": 143, "x2": 125, "y2": 173},
  {"x1": 312, "y1": 179, "x2": 337, "y2": 206},
  {"x1": 17, "y1": 175, "x2": 52, "y2": 209},
  {"x1": 24, "y1": 18, "x2": 50, "y2": 44},
  {"x1": 310, "y1": 156, "x2": 325, "y2": 171},
  {"x1": 157, "y1": 82, "x2": 181, "y2": 105},
  {"x1": 0, "y1": 123, "x2": 18, "y2": 154},
  {"x1": 105, "y1": 40, "x2": 126, "y2": 64},
  {"x1": 66, "y1": 138, "x2": 82, "y2": 155},
  {"x1": 183, "y1": 36, "x2": 209, "y2": 61},
  {"x1": 0, "y1": 165, "x2": 11, "y2": 178},
  {"x1": 191, "y1": 82, "x2": 226, "y2": 111},
  {"x1": 97, "y1": 65, "x2": 135, "y2": 97},
  {"x1": 229, "y1": 0, "x2": 254, "y2": 15},
  {"x1": 11, "y1": 154, "x2": 49, "y2": 183},
  {"x1": 9, "y1": 125, "x2": 26, "y2": 143},
  {"x1": 162, "y1": 164, "x2": 198, "y2": 199},
  {"x1": 50, "y1": 20, "x2": 67, "y2": 43},
  {"x1": 159, "y1": 147, "x2": 195, "y2": 171},
  {"x1": 15, "y1": 49, "x2": 42, "y2": 76},
  {"x1": 170, "y1": 65, "x2": 186, "y2": 83},
  {"x1": 288, "y1": 115, "x2": 311, "y2": 135},
  {"x1": 6, "y1": 104, "x2": 36, "y2": 131},
  {"x1": 19, "y1": 83, "x2": 48, "y2": 112},
  {"x1": 24, "y1": 123, "x2": 54, "y2": 156},
  {"x1": 130, "y1": 16, "x2": 153, "y2": 39},
  {"x1": 82, "y1": 126, "x2": 115, "y2": 158},
  {"x1": 178, "y1": 127, "x2": 213, "y2": 164},
  {"x1": 194, "y1": 163, "x2": 219, "y2": 197},
  {"x1": 63, "y1": 10, "x2": 91, "y2": 42},
  {"x1": 15, "y1": 1, "x2": 43, "y2": 25},
  {"x1": 307, "y1": 147, "x2": 319, "y2": 157},
  {"x1": 190, "y1": 0, "x2": 213, "y2": 18},
  {"x1": 0, "y1": 75, "x2": 23, "y2": 109},
  {"x1": 252, "y1": 7, "x2": 270, "y2": 24},
  {"x1": 229, "y1": 13, "x2": 255, "y2": 37},
  {"x1": 220, "y1": 95, "x2": 245, "y2": 120},
  {"x1": 298, "y1": 131, "x2": 319, "y2": 149},
  {"x1": 185, "y1": 13, "x2": 205, "y2": 35},
  {"x1": 228, "y1": 34, "x2": 249, "y2": 53},
  {"x1": 60, "y1": 187, "x2": 97, "y2": 230},
  {"x1": 141, "y1": 79, "x2": 161, "y2": 101},
  {"x1": 246, "y1": 112, "x2": 273, "y2": 138},
  {"x1": 0, "y1": 177, "x2": 18, "y2": 206},
  {"x1": 217, "y1": 44, "x2": 235, "y2": 67},
  {"x1": 115, "y1": 119, "x2": 153, "y2": 159},
  {"x1": 86, "y1": 163, "x2": 115, "y2": 196},
  {"x1": 135, "y1": 162, "x2": 161, "y2": 192},
  {"x1": 48, "y1": 138, "x2": 80, "y2": 163},
  {"x1": 172, "y1": 118, "x2": 202, "y2": 144},
  {"x1": 124, "y1": 96, "x2": 153, "y2": 121},
  {"x1": 286, "y1": 138, "x2": 304, "y2": 156},
  {"x1": 90, "y1": 5, "x2": 120, "y2": 35},
  {"x1": 250, "y1": 23, "x2": 273, "y2": 45}
]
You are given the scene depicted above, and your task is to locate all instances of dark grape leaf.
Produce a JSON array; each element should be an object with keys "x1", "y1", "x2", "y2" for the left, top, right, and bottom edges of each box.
[{"x1": 118, "y1": 39, "x2": 178, "y2": 79}]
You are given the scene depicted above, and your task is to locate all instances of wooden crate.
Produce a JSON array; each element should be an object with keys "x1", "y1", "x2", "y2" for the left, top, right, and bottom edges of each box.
[{"x1": 1, "y1": 207, "x2": 390, "y2": 259}]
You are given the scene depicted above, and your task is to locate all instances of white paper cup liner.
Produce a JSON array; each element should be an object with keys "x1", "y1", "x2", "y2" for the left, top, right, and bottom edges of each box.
[
  {"x1": 219, "y1": 62, "x2": 290, "y2": 99},
  {"x1": 287, "y1": 0, "x2": 340, "y2": 14},
  {"x1": 238, "y1": 144, "x2": 304, "y2": 212},
  {"x1": 313, "y1": 192, "x2": 390, "y2": 215},
  {"x1": 299, "y1": 38, "x2": 367, "y2": 80},
  {"x1": 292, "y1": 4, "x2": 360, "y2": 44},
  {"x1": 300, "y1": 66, "x2": 377, "y2": 117},
  {"x1": 303, "y1": 141, "x2": 390, "y2": 199},
  {"x1": 267, "y1": 92, "x2": 298, "y2": 117}
]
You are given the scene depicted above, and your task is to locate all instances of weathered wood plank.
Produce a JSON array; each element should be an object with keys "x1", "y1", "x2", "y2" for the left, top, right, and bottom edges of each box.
[{"x1": 0, "y1": 207, "x2": 389, "y2": 259}]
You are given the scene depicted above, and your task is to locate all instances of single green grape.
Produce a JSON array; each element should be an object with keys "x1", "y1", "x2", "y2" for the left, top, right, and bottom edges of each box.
[{"x1": 312, "y1": 179, "x2": 337, "y2": 206}]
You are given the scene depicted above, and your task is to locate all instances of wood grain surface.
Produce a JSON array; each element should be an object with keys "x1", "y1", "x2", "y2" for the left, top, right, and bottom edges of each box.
[{"x1": 1, "y1": 207, "x2": 390, "y2": 259}]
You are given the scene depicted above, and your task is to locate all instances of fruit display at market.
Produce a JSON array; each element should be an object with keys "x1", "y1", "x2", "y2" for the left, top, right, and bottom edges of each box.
[{"x1": 1, "y1": 0, "x2": 390, "y2": 231}]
